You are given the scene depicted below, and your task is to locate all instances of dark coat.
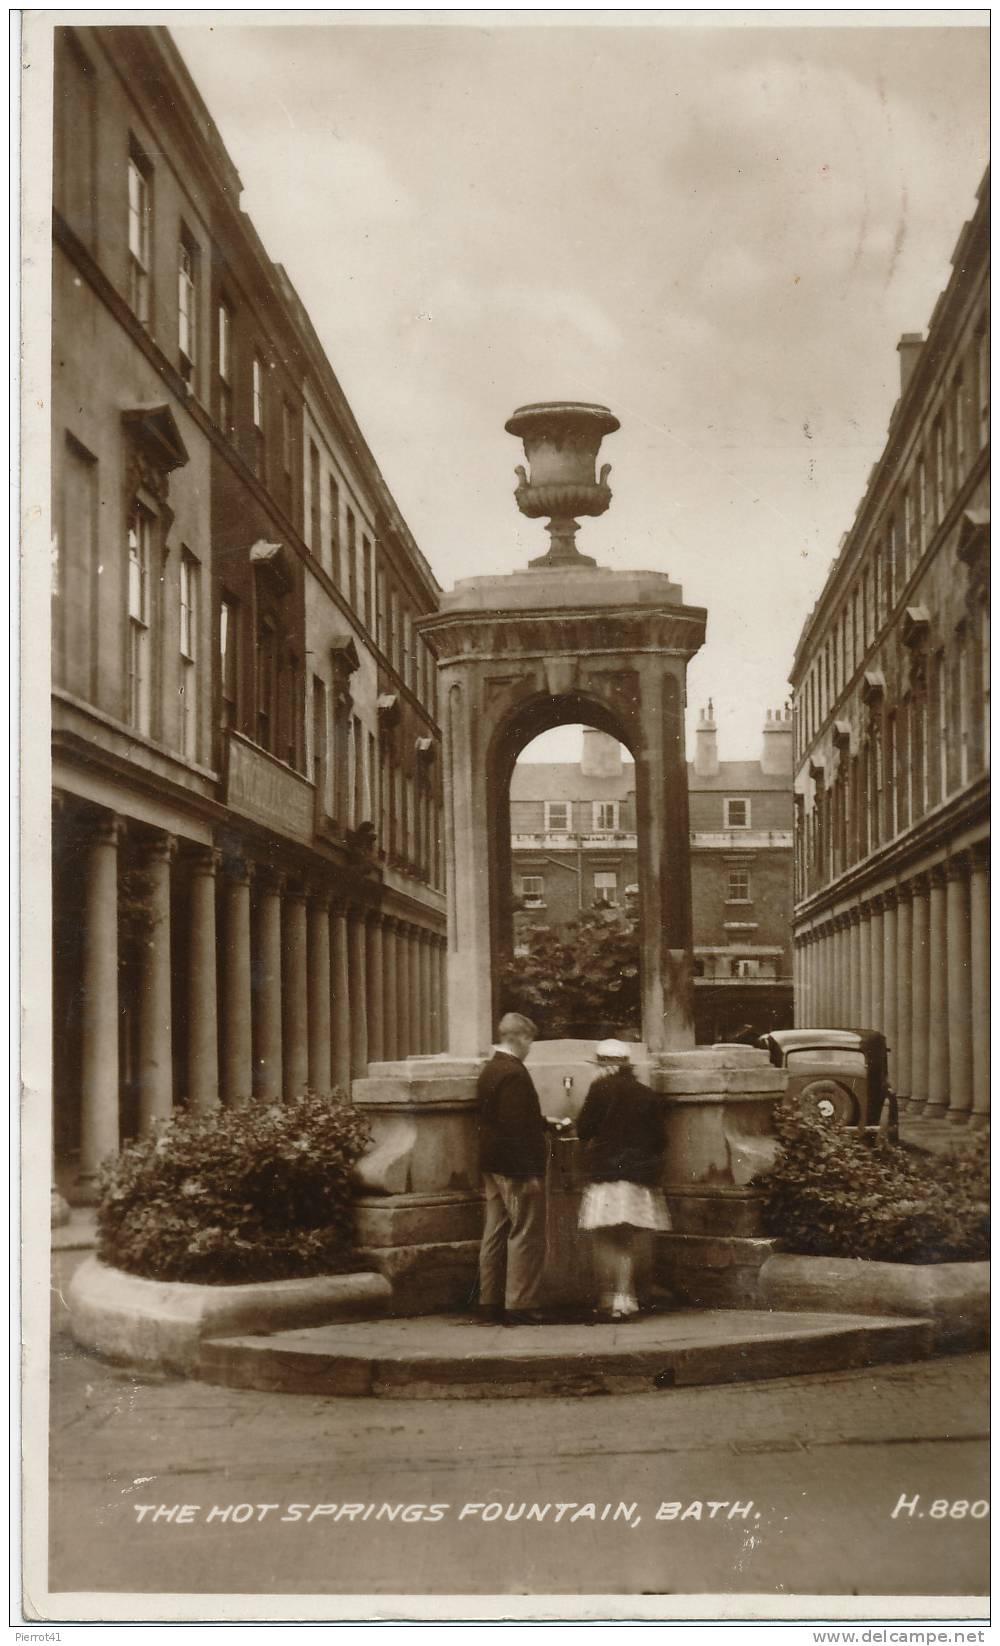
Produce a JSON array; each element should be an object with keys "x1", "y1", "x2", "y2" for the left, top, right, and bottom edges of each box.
[
  {"x1": 477, "y1": 1051, "x2": 548, "y2": 1178},
  {"x1": 575, "y1": 1069, "x2": 665, "y2": 1188}
]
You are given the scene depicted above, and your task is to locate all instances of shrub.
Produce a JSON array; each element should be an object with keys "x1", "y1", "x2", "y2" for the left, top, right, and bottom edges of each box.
[
  {"x1": 500, "y1": 908, "x2": 641, "y2": 1038},
  {"x1": 97, "y1": 1092, "x2": 371, "y2": 1284},
  {"x1": 756, "y1": 1100, "x2": 989, "y2": 1264}
]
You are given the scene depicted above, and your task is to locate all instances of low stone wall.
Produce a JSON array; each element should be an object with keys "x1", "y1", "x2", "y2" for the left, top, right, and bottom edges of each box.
[
  {"x1": 757, "y1": 1254, "x2": 990, "y2": 1351},
  {"x1": 67, "y1": 1258, "x2": 392, "y2": 1374}
]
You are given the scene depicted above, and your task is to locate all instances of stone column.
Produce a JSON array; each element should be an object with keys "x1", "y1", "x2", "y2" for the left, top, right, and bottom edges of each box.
[
  {"x1": 856, "y1": 904, "x2": 870, "y2": 1026},
  {"x1": 847, "y1": 909, "x2": 862, "y2": 1027},
  {"x1": 821, "y1": 923, "x2": 835, "y2": 1025},
  {"x1": 925, "y1": 865, "x2": 950, "y2": 1118},
  {"x1": 365, "y1": 912, "x2": 385, "y2": 1065},
  {"x1": 397, "y1": 921, "x2": 412, "y2": 1058},
  {"x1": 968, "y1": 842, "x2": 990, "y2": 1129},
  {"x1": 833, "y1": 915, "x2": 848, "y2": 1025},
  {"x1": 137, "y1": 833, "x2": 176, "y2": 1135},
  {"x1": 881, "y1": 889, "x2": 898, "y2": 1085},
  {"x1": 282, "y1": 884, "x2": 309, "y2": 1100},
  {"x1": 419, "y1": 929, "x2": 434, "y2": 1052},
  {"x1": 348, "y1": 906, "x2": 369, "y2": 1080},
  {"x1": 869, "y1": 896, "x2": 885, "y2": 1034},
  {"x1": 408, "y1": 925, "x2": 423, "y2": 1057},
  {"x1": 908, "y1": 874, "x2": 931, "y2": 1113},
  {"x1": 382, "y1": 917, "x2": 399, "y2": 1062},
  {"x1": 429, "y1": 934, "x2": 443, "y2": 1051},
  {"x1": 437, "y1": 936, "x2": 448, "y2": 1051},
  {"x1": 307, "y1": 891, "x2": 332, "y2": 1098},
  {"x1": 331, "y1": 903, "x2": 352, "y2": 1093},
  {"x1": 945, "y1": 853, "x2": 973, "y2": 1124},
  {"x1": 253, "y1": 869, "x2": 284, "y2": 1102},
  {"x1": 893, "y1": 883, "x2": 913, "y2": 1104},
  {"x1": 221, "y1": 857, "x2": 253, "y2": 1107},
  {"x1": 77, "y1": 814, "x2": 123, "y2": 1189},
  {"x1": 187, "y1": 846, "x2": 220, "y2": 1113}
]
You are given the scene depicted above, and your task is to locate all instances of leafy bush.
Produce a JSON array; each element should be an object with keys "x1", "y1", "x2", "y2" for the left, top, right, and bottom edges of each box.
[
  {"x1": 500, "y1": 908, "x2": 641, "y2": 1038},
  {"x1": 756, "y1": 1100, "x2": 989, "y2": 1264},
  {"x1": 97, "y1": 1093, "x2": 371, "y2": 1284}
]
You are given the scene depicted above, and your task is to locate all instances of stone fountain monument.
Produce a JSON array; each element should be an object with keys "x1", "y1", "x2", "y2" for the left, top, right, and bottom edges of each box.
[{"x1": 351, "y1": 403, "x2": 785, "y2": 1313}]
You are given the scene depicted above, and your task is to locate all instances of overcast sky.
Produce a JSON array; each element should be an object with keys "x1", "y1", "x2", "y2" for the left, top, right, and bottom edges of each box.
[{"x1": 174, "y1": 15, "x2": 988, "y2": 764}]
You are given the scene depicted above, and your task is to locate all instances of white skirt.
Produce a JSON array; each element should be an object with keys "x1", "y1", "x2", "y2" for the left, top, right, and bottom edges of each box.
[{"x1": 578, "y1": 1180, "x2": 672, "y2": 1232}]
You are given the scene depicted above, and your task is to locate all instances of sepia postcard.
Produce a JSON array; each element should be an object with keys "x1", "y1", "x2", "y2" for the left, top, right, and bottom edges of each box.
[{"x1": 19, "y1": 6, "x2": 990, "y2": 1631}]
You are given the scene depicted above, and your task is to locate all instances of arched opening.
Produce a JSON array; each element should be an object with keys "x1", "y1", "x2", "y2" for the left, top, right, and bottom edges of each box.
[
  {"x1": 485, "y1": 695, "x2": 644, "y2": 1042},
  {"x1": 500, "y1": 721, "x2": 642, "y2": 1042}
]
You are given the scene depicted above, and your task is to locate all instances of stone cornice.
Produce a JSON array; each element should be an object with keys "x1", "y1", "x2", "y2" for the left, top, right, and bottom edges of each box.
[{"x1": 421, "y1": 604, "x2": 707, "y2": 665}]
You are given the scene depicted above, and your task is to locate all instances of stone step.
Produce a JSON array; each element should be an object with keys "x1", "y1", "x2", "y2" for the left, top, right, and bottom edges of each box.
[{"x1": 199, "y1": 1308, "x2": 935, "y2": 1400}]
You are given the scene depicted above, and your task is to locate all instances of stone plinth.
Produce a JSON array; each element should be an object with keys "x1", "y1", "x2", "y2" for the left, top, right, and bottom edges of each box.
[
  {"x1": 649, "y1": 1045, "x2": 787, "y2": 1305},
  {"x1": 351, "y1": 1055, "x2": 484, "y2": 1313}
]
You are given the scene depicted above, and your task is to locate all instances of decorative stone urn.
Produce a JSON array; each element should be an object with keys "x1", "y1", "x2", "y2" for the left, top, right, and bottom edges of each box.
[{"x1": 505, "y1": 401, "x2": 620, "y2": 567}]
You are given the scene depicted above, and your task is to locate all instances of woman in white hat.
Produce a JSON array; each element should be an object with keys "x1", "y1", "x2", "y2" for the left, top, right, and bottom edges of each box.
[{"x1": 576, "y1": 1039, "x2": 671, "y2": 1322}]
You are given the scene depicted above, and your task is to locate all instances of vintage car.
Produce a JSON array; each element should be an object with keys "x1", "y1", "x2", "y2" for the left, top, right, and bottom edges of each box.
[{"x1": 759, "y1": 1028, "x2": 899, "y2": 1140}]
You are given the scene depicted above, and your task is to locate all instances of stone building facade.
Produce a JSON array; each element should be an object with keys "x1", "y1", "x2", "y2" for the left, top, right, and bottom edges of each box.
[
  {"x1": 51, "y1": 25, "x2": 446, "y2": 1200},
  {"x1": 789, "y1": 169, "x2": 989, "y2": 1129},
  {"x1": 509, "y1": 711, "x2": 794, "y2": 1043}
]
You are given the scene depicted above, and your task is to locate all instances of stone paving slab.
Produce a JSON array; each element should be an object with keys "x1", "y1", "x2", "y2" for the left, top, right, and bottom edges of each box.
[{"x1": 200, "y1": 1308, "x2": 935, "y2": 1399}]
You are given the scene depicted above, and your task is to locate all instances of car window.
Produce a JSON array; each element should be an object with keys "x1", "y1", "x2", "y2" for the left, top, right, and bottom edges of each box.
[{"x1": 786, "y1": 1049, "x2": 867, "y2": 1071}]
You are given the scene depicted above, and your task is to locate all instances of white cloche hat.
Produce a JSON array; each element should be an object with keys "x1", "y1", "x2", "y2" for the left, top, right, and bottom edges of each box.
[{"x1": 593, "y1": 1039, "x2": 632, "y2": 1064}]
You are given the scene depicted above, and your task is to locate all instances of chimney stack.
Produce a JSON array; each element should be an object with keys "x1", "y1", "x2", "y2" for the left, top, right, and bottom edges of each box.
[
  {"x1": 694, "y1": 701, "x2": 719, "y2": 778},
  {"x1": 760, "y1": 703, "x2": 793, "y2": 777},
  {"x1": 580, "y1": 727, "x2": 623, "y2": 778},
  {"x1": 897, "y1": 332, "x2": 925, "y2": 396}
]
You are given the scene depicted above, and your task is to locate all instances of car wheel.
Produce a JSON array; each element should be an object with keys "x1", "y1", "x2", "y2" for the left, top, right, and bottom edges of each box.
[{"x1": 798, "y1": 1079, "x2": 857, "y2": 1126}]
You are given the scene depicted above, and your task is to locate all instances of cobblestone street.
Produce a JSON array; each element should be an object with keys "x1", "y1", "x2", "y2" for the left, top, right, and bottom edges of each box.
[{"x1": 44, "y1": 1323, "x2": 989, "y2": 1606}]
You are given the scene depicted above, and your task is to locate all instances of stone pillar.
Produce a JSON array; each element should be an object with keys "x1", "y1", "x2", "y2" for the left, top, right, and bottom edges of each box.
[
  {"x1": 221, "y1": 858, "x2": 253, "y2": 1107},
  {"x1": 858, "y1": 902, "x2": 872, "y2": 1028},
  {"x1": 282, "y1": 884, "x2": 309, "y2": 1100},
  {"x1": 437, "y1": 936, "x2": 449, "y2": 1051},
  {"x1": 847, "y1": 909, "x2": 862, "y2": 1027},
  {"x1": 253, "y1": 869, "x2": 284, "y2": 1102},
  {"x1": 908, "y1": 874, "x2": 931, "y2": 1112},
  {"x1": 77, "y1": 814, "x2": 123, "y2": 1190},
  {"x1": 821, "y1": 923, "x2": 835, "y2": 1025},
  {"x1": 187, "y1": 846, "x2": 220, "y2": 1113},
  {"x1": 348, "y1": 906, "x2": 369, "y2": 1080},
  {"x1": 833, "y1": 915, "x2": 848, "y2": 1025},
  {"x1": 869, "y1": 896, "x2": 885, "y2": 1034},
  {"x1": 419, "y1": 930, "x2": 434, "y2": 1053},
  {"x1": 307, "y1": 891, "x2": 332, "y2": 1099},
  {"x1": 968, "y1": 842, "x2": 990, "y2": 1129},
  {"x1": 366, "y1": 912, "x2": 385, "y2": 1065},
  {"x1": 137, "y1": 833, "x2": 176, "y2": 1134},
  {"x1": 382, "y1": 917, "x2": 399, "y2": 1062},
  {"x1": 331, "y1": 903, "x2": 352, "y2": 1093},
  {"x1": 893, "y1": 883, "x2": 913, "y2": 1103},
  {"x1": 430, "y1": 934, "x2": 443, "y2": 1052},
  {"x1": 945, "y1": 853, "x2": 973, "y2": 1124},
  {"x1": 407, "y1": 925, "x2": 422, "y2": 1058},
  {"x1": 396, "y1": 922, "x2": 412, "y2": 1058},
  {"x1": 881, "y1": 889, "x2": 897, "y2": 1086},
  {"x1": 925, "y1": 865, "x2": 950, "y2": 1118}
]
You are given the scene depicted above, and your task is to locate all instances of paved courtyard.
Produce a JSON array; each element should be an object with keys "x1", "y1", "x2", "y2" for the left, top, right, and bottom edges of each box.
[{"x1": 45, "y1": 1317, "x2": 989, "y2": 1607}]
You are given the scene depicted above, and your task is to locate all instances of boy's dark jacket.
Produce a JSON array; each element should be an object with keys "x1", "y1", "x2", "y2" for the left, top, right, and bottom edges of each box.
[
  {"x1": 477, "y1": 1050, "x2": 547, "y2": 1177},
  {"x1": 576, "y1": 1069, "x2": 665, "y2": 1187}
]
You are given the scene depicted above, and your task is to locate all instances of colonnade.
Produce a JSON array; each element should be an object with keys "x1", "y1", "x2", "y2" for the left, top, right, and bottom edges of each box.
[
  {"x1": 792, "y1": 843, "x2": 989, "y2": 1128},
  {"x1": 73, "y1": 808, "x2": 447, "y2": 1191}
]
